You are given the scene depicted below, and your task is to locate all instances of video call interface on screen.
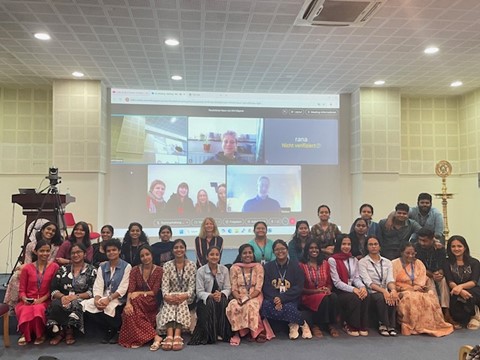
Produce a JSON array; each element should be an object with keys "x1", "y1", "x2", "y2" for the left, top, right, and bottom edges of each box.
[{"x1": 108, "y1": 89, "x2": 340, "y2": 239}]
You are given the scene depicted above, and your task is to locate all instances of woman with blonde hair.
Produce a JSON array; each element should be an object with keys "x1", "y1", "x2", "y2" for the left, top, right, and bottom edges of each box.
[{"x1": 194, "y1": 217, "x2": 224, "y2": 268}]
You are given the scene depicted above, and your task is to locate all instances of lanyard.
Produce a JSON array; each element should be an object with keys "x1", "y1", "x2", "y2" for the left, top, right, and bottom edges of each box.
[
  {"x1": 275, "y1": 260, "x2": 289, "y2": 285},
  {"x1": 105, "y1": 265, "x2": 116, "y2": 291},
  {"x1": 141, "y1": 265, "x2": 154, "y2": 291},
  {"x1": 369, "y1": 259, "x2": 384, "y2": 285},
  {"x1": 258, "y1": 244, "x2": 266, "y2": 260},
  {"x1": 401, "y1": 260, "x2": 415, "y2": 285},
  {"x1": 346, "y1": 258, "x2": 352, "y2": 279},
  {"x1": 308, "y1": 263, "x2": 321, "y2": 288},
  {"x1": 175, "y1": 263, "x2": 185, "y2": 291},
  {"x1": 35, "y1": 262, "x2": 47, "y2": 291},
  {"x1": 241, "y1": 267, "x2": 253, "y2": 293}
]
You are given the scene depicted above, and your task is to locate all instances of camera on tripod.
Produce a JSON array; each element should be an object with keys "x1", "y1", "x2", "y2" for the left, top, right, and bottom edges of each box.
[{"x1": 46, "y1": 167, "x2": 61, "y2": 186}]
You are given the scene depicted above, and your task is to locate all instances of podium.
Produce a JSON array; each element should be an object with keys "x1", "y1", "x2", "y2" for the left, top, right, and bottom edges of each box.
[{"x1": 12, "y1": 193, "x2": 76, "y2": 253}]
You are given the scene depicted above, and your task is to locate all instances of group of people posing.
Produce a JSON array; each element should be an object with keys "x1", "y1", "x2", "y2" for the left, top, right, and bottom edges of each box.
[{"x1": 7, "y1": 192, "x2": 480, "y2": 351}]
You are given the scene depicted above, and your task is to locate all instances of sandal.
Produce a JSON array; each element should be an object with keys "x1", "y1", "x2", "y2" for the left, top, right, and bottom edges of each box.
[
  {"x1": 65, "y1": 329, "x2": 76, "y2": 345},
  {"x1": 328, "y1": 325, "x2": 340, "y2": 338},
  {"x1": 34, "y1": 335, "x2": 46, "y2": 345},
  {"x1": 161, "y1": 336, "x2": 173, "y2": 351},
  {"x1": 18, "y1": 335, "x2": 27, "y2": 346},
  {"x1": 50, "y1": 333, "x2": 64, "y2": 345},
  {"x1": 230, "y1": 333, "x2": 241, "y2": 346},
  {"x1": 256, "y1": 331, "x2": 267, "y2": 343},
  {"x1": 150, "y1": 337, "x2": 162, "y2": 351},
  {"x1": 311, "y1": 325, "x2": 323, "y2": 338},
  {"x1": 468, "y1": 317, "x2": 480, "y2": 330},
  {"x1": 172, "y1": 336, "x2": 184, "y2": 351}
]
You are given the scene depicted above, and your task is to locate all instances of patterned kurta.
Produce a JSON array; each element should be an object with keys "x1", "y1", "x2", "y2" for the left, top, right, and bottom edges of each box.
[
  {"x1": 46, "y1": 263, "x2": 97, "y2": 333},
  {"x1": 119, "y1": 265, "x2": 163, "y2": 348},
  {"x1": 226, "y1": 263, "x2": 264, "y2": 332},
  {"x1": 311, "y1": 223, "x2": 340, "y2": 249},
  {"x1": 392, "y1": 258, "x2": 453, "y2": 337},
  {"x1": 156, "y1": 259, "x2": 196, "y2": 330}
]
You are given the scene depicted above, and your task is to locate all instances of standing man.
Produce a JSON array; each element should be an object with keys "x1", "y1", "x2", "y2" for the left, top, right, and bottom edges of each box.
[
  {"x1": 378, "y1": 203, "x2": 421, "y2": 260},
  {"x1": 409, "y1": 192, "x2": 444, "y2": 246}
]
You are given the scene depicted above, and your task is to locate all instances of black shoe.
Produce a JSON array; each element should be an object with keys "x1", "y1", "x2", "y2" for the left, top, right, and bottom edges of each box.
[
  {"x1": 101, "y1": 330, "x2": 113, "y2": 344},
  {"x1": 109, "y1": 332, "x2": 119, "y2": 344}
]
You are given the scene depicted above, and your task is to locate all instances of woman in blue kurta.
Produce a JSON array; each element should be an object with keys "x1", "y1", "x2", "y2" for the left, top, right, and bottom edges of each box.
[{"x1": 261, "y1": 239, "x2": 312, "y2": 339}]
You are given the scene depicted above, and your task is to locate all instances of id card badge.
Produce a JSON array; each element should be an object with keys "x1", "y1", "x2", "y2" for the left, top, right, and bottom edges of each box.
[
  {"x1": 106, "y1": 286, "x2": 112, "y2": 297},
  {"x1": 347, "y1": 279, "x2": 352, "y2": 286},
  {"x1": 69, "y1": 290, "x2": 75, "y2": 296},
  {"x1": 279, "y1": 285, "x2": 286, "y2": 293},
  {"x1": 261, "y1": 259, "x2": 266, "y2": 265}
]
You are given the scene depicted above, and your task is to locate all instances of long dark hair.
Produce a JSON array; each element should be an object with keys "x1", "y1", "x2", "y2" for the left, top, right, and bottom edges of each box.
[
  {"x1": 291, "y1": 220, "x2": 310, "y2": 255},
  {"x1": 69, "y1": 221, "x2": 91, "y2": 248},
  {"x1": 35, "y1": 221, "x2": 62, "y2": 247},
  {"x1": 447, "y1": 235, "x2": 472, "y2": 265},
  {"x1": 31, "y1": 239, "x2": 51, "y2": 262},
  {"x1": 234, "y1": 243, "x2": 256, "y2": 264},
  {"x1": 123, "y1": 222, "x2": 148, "y2": 246},
  {"x1": 301, "y1": 239, "x2": 324, "y2": 265},
  {"x1": 333, "y1": 234, "x2": 351, "y2": 254}
]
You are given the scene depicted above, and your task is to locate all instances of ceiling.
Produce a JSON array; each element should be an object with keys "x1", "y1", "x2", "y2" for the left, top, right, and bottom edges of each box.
[{"x1": 1, "y1": 0, "x2": 480, "y2": 95}]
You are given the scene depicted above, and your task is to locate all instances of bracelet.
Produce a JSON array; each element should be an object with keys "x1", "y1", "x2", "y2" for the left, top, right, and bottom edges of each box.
[{"x1": 107, "y1": 295, "x2": 113, "y2": 301}]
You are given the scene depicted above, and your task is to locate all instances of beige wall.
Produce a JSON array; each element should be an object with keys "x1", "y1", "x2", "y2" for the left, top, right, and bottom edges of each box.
[{"x1": 1, "y1": 85, "x2": 480, "y2": 272}]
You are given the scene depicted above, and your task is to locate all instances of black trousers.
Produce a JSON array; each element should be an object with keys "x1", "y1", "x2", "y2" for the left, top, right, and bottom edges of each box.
[
  {"x1": 90, "y1": 305, "x2": 124, "y2": 333},
  {"x1": 370, "y1": 292, "x2": 396, "y2": 328},
  {"x1": 312, "y1": 292, "x2": 338, "y2": 328},
  {"x1": 337, "y1": 290, "x2": 370, "y2": 329}
]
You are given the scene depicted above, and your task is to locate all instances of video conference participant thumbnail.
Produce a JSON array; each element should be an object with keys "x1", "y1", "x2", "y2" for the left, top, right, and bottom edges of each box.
[
  {"x1": 226, "y1": 165, "x2": 301, "y2": 213},
  {"x1": 187, "y1": 117, "x2": 264, "y2": 165}
]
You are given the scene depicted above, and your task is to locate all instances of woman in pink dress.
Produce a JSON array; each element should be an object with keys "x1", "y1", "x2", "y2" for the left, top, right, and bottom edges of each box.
[
  {"x1": 226, "y1": 244, "x2": 274, "y2": 346},
  {"x1": 15, "y1": 240, "x2": 59, "y2": 345}
]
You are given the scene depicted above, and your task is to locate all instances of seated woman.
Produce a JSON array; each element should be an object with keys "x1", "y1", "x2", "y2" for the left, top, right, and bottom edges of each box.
[
  {"x1": 226, "y1": 244, "x2": 273, "y2": 345},
  {"x1": 5, "y1": 221, "x2": 62, "y2": 309},
  {"x1": 120, "y1": 222, "x2": 149, "y2": 266},
  {"x1": 392, "y1": 243, "x2": 453, "y2": 336},
  {"x1": 156, "y1": 239, "x2": 196, "y2": 351},
  {"x1": 194, "y1": 217, "x2": 224, "y2": 268},
  {"x1": 189, "y1": 246, "x2": 232, "y2": 345},
  {"x1": 288, "y1": 220, "x2": 312, "y2": 262},
  {"x1": 15, "y1": 240, "x2": 59, "y2": 345},
  {"x1": 47, "y1": 243, "x2": 97, "y2": 345},
  {"x1": 194, "y1": 189, "x2": 217, "y2": 215},
  {"x1": 444, "y1": 235, "x2": 480, "y2": 329},
  {"x1": 358, "y1": 236, "x2": 399, "y2": 336},
  {"x1": 348, "y1": 218, "x2": 369, "y2": 259},
  {"x1": 151, "y1": 225, "x2": 175, "y2": 267},
  {"x1": 119, "y1": 244, "x2": 163, "y2": 349},
  {"x1": 82, "y1": 238, "x2": 132, "y2": 344},
  {"x1": 56, "y1": 221, "x2": 93, "y2": 265},
  {"x1": 92, "y1": 225, "x2": 114, "y2": 268},
  {"x1": 299, "y1": 240, "x2": 339, "y2": 338},
  {"x1": 328, "y1": 235, "x2": 369, "y2": 336},
  {"x1": 262, "y1": 239, "x2": 312, "y2": 340}
]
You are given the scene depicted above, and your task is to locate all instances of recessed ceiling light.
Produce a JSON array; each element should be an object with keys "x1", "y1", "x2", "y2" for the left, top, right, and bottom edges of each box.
[
  {"x1": 165, "y1": 38, "x2": 180, "y2": 46},
  {"x1": 450, "y1": 81, "x2": 463, "y2": 87},
  {"x1": 34, "y1": 32, "x2": 51, "y2": 40},
  {"x1": 171, "y1": 75, "x2": 183, "y2": 81},
  {"x1": 72, "y1": 71, "x2": 84, "y2": 78},
  {"x1": 374, "y1": 80, "x2": 385, "y2": 85},
  {"x1": 424, "y1": 46, "x2": 439, "y2": 54}
]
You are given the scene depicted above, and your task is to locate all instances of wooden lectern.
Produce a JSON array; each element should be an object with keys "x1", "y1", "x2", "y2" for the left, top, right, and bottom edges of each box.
[{"x1": 12, "y1": 193, "x2": 75, "y2": 255}]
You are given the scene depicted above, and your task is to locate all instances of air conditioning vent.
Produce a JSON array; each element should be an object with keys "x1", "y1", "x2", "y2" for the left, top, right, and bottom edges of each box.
[{"x1": 295, "y1": 0, "x2": 385, "y2": 27}]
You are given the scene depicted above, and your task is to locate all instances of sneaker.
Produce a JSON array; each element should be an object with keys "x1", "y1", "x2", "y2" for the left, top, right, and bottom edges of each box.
[
  {"x1": 378, "y1": 324, "x2": 389, "y2": 337},
  {"x1": 301, "y1": 321, "x2": 312, "y2": 339},
  {"x1": 288, "y1": 323, "x2": 300, "y2": 340},
  {"x1": 343, "y1": 324, "x2": 359, "y2": 337},
  {"x1": 388, "y1": 328, "x2": 397, "y2": 337},
  {"x1": 358, "y1": 328, "x2": 369, "y2": 336}
]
